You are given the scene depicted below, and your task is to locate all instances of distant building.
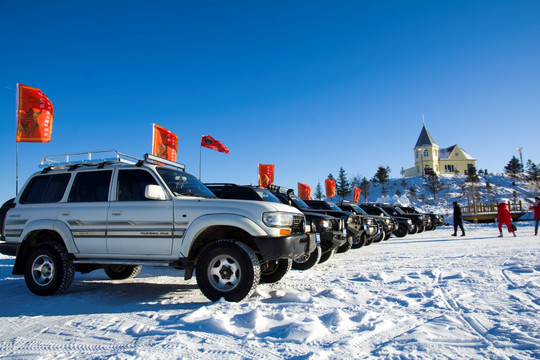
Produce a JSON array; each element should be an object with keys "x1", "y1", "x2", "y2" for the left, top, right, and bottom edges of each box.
[{"x1": 403, "y1": 124, "x2": 477, "y2": 177}]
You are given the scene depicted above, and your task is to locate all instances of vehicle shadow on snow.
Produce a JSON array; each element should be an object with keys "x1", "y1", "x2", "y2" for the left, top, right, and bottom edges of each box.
[
  {"x1": 389, "y1": 235, "x2": 497, "y2": 245},
  {"x1": 0, "y1": 260, "x2": 210, "y2": 317}
]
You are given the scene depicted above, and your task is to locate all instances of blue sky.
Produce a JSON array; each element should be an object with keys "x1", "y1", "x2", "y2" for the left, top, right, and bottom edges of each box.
[{"x1": 1, "y1": 0, "x2": 539, "y2": 202}]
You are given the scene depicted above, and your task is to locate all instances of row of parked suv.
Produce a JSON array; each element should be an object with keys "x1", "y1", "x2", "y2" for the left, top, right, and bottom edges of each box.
[{"x1": 0, "y1": 150, "x2": 444, "y2": 302}]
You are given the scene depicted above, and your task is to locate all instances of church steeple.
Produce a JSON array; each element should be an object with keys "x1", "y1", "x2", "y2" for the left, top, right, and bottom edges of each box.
[{"x1": 415, "y1": 124, "x2": 437, "y2": 148}]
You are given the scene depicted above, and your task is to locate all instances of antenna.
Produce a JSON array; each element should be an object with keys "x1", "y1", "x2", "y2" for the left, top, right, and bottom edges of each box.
[{"x1": 422, "y1": 114, "x2": 425, "y2": 125}]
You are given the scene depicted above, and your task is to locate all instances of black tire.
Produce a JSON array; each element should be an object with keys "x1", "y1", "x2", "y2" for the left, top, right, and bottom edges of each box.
[
  {"x1": 351, "y1": 234, "x2": 365, "y2": 249},
  {"x1": 408, "y1": 223, "x2": 418, "y2": 234},
  {"x1": 373, "y1": 229, "x2": 385, "y2": 243},
  {"x1": 318, "y1": 247, "x2": 336, "y2": 264},
  {"x1": 260, "y1": 258, "x2": 292, "y2": 283},
  {"x1": 105, "y1": 265, "x2": 142, "y2": 280},
  {"x1": 293, "y1": 245, "x2": 322, "y2": 270},
  {"x1": 364, "y1": 234, "x2": 374, "y2": 246},
  {"x1": 383, "y1": 231, "x2": 392, "y2": 241},
  {"x1": 393, "y1": 223, "x2": 408, "y2": 238},
  {"x1": 417, "y1": 224, "x2": 425, "y2": 233},
  {"x1": 24, "y1": 243, "x2": 74, "y2": 296},
  {"x1": 196, "y1": 240, "x2": 260, "y2": 302},
  {"x1": 336, "y1": 236, "x2": 353, "y2": 253}
]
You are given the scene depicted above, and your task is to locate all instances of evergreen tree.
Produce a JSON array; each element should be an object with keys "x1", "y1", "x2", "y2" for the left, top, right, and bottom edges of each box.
[
  {"x1": 464, "y1": 167, "x2": 481, "y2": 206},
  {"x1": 360, "y1": 177, "x2": 370, "y2": 202},
  {"x1": 423, "y1": 172, "x2": 445, "y2": 200},
  {"x1": 327, "y1": 173, "x2": 335, "y2": 181},
  {"x1": 408, "y1": 186, "x2": 417, "y2": 199},
  {"x1": 504, "y1": 156, "x2": 523, "y2": 175},
  {"x1": 374, "y1": 166, "x2": 390, "y2": 191},
  {"x1": 400, "y1": 179, "x2": 408, "y2": 191},
  {"x1": 336, "y1": 167, "x2": 351, "y2": 200},
  {"x1": 314, "y1": 181, "x2": 324, "y2": 200},
  {"x1": 526, "y1": 160, "x2": 540, "y2": 188},
  {"x1": 396, "y1": 189, "x2": 402, "y2": 197}
]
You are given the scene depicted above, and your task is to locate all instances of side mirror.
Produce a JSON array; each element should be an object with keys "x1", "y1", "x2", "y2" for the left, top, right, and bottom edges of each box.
[{"x1": 145, "y1": 184, "x2": 167, "y2": 200}]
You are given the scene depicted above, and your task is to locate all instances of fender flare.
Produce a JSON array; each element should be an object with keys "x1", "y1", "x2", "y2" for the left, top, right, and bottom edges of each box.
[
  {"x1": 176, "y1": 213, "x2": 268, "y2": 257},
  {"x1": 19, "y1": 219, "x2": 79, "y2": 254}
]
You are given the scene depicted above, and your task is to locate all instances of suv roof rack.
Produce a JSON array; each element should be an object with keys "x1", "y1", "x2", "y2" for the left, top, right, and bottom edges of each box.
[{"x1": 40, "y1": 150, "x2": 185, "y2": 171}]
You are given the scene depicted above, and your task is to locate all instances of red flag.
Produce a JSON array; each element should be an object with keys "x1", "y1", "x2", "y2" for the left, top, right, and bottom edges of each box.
[
  {"x1": 201, "y1": 135, "x2": 229, "y2": 154},
  {"x1": 325, "y1": 179, "x2": 336, "y2": 198},
  {"x1": 16, "y1": 84, "x2": 54, "y2": 142},
  {"x1": 353, "y1": 187, "x2": 362, "y2": 203},
  {"x1": 258, "y1": 164, "x2": 274, "y2": 188},
  {"x1": 298, "y1": 183, "x2": 311, "y2": 201},
  {"x1": 152, "y1": 124, "x2": 178, "y2": 162}
]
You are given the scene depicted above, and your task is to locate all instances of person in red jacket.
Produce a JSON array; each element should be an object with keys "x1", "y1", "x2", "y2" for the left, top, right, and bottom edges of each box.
[
  {"x1": 496, "y1": 200, "x2": 515, "y2": 237},
  {"x1": 530, "y1": 196, "x2": 540, "y2": 236}
]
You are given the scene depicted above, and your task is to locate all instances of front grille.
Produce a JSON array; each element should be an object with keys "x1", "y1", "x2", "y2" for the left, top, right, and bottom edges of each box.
[
  {"x1": 329, "y1": 218, "x2": 340, "y2": 231},
  {"x1": 291, "y1": 215, "x2": 305, "y2": 235}
]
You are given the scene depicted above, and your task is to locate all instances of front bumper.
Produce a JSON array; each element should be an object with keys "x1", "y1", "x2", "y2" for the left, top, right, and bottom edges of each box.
[
  {"x1": 364, "y1": 224, "x2": 378, "y2": 237},
  {"x1": 320, "y1": 230, "x2": 346, "y2": 247},
  {"x1": 254, "y1": 233, "x2": 314, "y2": 261}
]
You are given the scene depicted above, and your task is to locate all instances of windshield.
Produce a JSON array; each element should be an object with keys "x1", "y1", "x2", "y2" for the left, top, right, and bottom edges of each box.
[
  {"x1": 389, "y1": 206, "x2": 406, "y2": 215},
  {"x1": 253, "y1": 188, "x2": 281, "y2": 203},
  {"x1": 327, "y1": 202, "x2": 342, "y2": 211},
  {"x1": 349, "y1": 204, "x2": 368, "y2": 215},
  {"x1": 290, "y1": 194, "x2": 310, "y2": 208},
  {"x1": 156, "y1": 167, "x2": 215, "y2": 198}
]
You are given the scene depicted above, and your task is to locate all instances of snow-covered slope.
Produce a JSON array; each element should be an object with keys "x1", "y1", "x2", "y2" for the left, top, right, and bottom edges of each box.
[
  {"x1": 1, "y1": 223, "x2": 538, "y2": 359},
  {"x1": 355, "y1": 173, "x2": 539, "y2": 218}
]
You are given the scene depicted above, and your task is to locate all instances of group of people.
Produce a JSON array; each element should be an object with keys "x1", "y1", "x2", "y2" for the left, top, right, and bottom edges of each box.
[{"x1": 452, "y1": 196, "x2": 540, "y2": 237}]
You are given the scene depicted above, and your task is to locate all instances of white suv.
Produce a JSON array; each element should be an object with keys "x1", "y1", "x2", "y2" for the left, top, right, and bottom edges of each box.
[{"x1": 1, "y1": 151, "x2": 313, "y2": 302}]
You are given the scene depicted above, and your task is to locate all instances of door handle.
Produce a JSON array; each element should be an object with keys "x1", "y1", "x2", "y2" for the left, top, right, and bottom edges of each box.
[
  {"x1": 61, "y1": 211, "x2": 71, "y2": 216},
  {"x1": 111, "y1": 211, "x2": 122, "y2": 216}
]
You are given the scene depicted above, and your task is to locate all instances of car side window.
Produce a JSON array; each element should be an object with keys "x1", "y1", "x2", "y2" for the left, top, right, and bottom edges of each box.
[
  {"x1": 68, "y1": 171, "x2": 112, "y2": 202},
  {"x1": 117, "y1": 169, "x2": 159, "y2": 201},
  {"x1": 21, "y1": 173, "x2": 71, "y2": 204}
]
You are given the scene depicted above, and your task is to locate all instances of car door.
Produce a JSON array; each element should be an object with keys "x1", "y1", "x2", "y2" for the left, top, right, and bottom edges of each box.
[
  {"x1": 59, "y1": 170, "x2": 112, "y2": 254},
  {"x1": 106, "y1": 168, "x2": 174, "y2": 256}
]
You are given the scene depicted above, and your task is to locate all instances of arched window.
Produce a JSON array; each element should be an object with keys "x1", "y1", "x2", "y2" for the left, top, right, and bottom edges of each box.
[{"x1": 424, "y1": 150, "x2": 428, "y2": 157}]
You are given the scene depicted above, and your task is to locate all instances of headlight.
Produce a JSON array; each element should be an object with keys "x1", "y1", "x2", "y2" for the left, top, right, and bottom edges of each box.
[
  {"x1": 384, "y1": 218, "x2": 390, "y2": 225},
  {"x1": 318, "y1": 219, "x2": 331, "y2": 230},
  {"x1": 346, "y1": 215, "x2": 354, "y2": 224},
  {"x1": 407, "y1": 219, "x2": 413, "y2": 225},
  {"x1": 262, "y1": 212, "x2": 294, "y2": 227}
]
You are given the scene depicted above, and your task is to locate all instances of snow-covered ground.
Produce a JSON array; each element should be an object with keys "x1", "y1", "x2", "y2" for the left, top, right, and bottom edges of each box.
[{"x1": 1, "y1": 223, "x2": 539, "y2": 359}]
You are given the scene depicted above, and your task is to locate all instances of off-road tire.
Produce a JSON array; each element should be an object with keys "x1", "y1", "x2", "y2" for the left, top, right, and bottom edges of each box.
[
  {"x1": 336, "y1": 236, "x2": 353, "y2": 253},
  {"x1": 351, "y1": 234, "x2": 365, "y2": 249},
  {"x1": 408, "y1": 223, "x2": 418, "y2": 235},
  {"x1": 417, "y1": 224, "x2": 425, "y2": 233},
  {"x1": 260, "y1": 258, "x2": 292, "y2": 283},
  {"x1": 293, "y1": 245, "x2": 322, "y2": 270},
  {"x1": 318, "y1": 247, "x2": 336, "y2": 264},
  {"x1": 105, "y1": 265, "x2": 142, "y2": 280},
  {"x1": 373, "y1": 229, "x2": 385, "y2": 243},
  {"x1": 24, "y1": 242, "x2": 75, "y2": 296},
  {"x1": 196, "y1": 240, "x2": 260, "y2": 302},
  {"x1": 383, "y1": 231, "x2": 392, "y2": 241},
  {"x1": 393, "y1": 223, "x2": 408, "y2": 238}
]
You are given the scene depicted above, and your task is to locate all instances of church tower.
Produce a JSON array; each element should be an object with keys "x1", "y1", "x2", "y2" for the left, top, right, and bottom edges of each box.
[{"x1": 413, "y1": 124, "x2": 439, "y2": 175}]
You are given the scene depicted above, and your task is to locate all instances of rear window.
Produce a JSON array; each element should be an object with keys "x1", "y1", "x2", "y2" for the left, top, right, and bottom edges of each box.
[
  {"x1": 68, "y1": 171, "x2": 112, "y2": 202},
  {"x1": 21, "y1": 174, "x2": 71, "y2": 204}
]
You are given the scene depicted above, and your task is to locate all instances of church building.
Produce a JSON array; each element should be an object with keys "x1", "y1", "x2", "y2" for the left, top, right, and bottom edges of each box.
[{"x1": 403, "y1": 125, "x2": 477, "y2": 177}]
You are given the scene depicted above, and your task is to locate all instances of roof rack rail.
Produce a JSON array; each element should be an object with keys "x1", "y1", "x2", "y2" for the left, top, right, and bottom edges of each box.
[
  {"x1": 39, "y1": 151, "x2": 186, "y2": 171},
  {"x1": 40, "y1": 150, "x2": 140, "y2": 169},
  {"x1": 144, "y1": 154, "x2": 185, "y2": 171}
]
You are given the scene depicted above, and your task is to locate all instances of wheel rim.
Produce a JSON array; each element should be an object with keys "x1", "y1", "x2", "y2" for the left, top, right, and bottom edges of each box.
[
  {"x1": 208, "y1": 255, "x2": 240, "y2": 292},
  {"x1": 294, "y1": 253, "x2": 310, "y2": 264},
  {"x1": 31, "y1": 254, "x2": 55, "y2": 286}
]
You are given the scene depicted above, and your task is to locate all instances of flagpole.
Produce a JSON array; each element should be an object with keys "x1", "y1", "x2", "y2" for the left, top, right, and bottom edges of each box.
[
  {"x1": 16, "y1": 142, "x2": 19, "y2": 196},
  {"x1": 199, "y1": 144, "x2": 202, "y2": 180}
]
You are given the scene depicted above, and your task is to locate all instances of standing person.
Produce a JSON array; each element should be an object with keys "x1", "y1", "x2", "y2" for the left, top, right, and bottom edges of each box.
[
  {"x1": 496, "y1": 200, "x2": 515, "y2": 237},
  {"x1": 451, "y1": 201, "x2": 465, "y2": 236},
  {"x1": 530, "y1": 196, "x2": 540, "y2": 236}
]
